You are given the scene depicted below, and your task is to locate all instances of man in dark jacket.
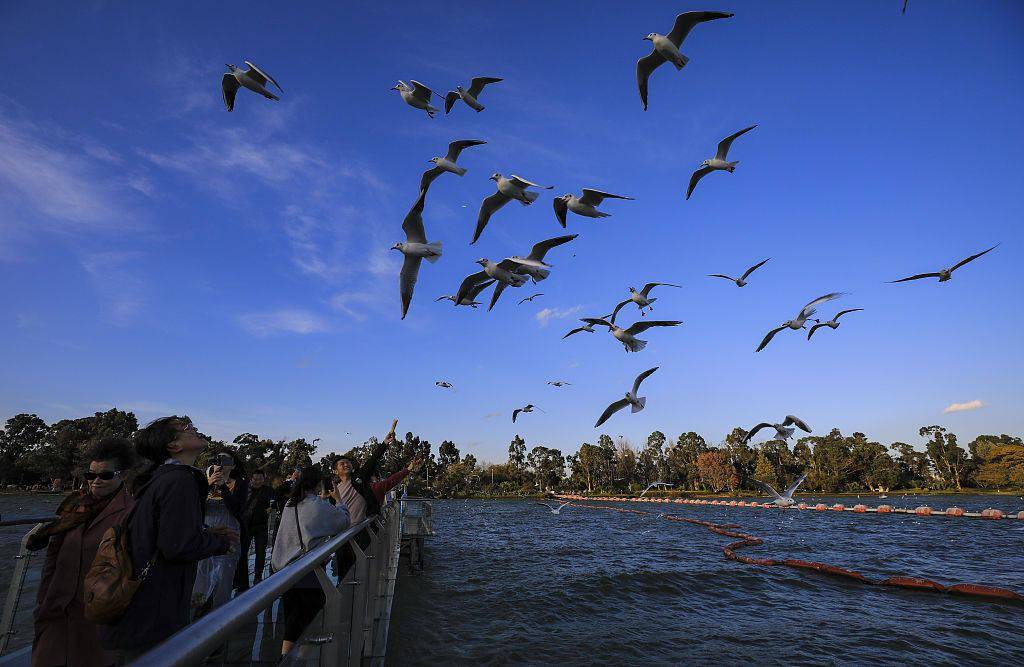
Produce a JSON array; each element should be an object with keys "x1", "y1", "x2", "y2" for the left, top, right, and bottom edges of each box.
[
  {"x1": 100, "y1": 417, "x2": 237, "y2": 662},
  {"x1": 237, "y1": 468, "x2": 273, "y2": 588}
]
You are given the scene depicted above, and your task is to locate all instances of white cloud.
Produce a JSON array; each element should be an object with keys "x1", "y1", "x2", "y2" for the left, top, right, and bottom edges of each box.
[
  {"x1": 238, "y1": 309, "x2": 330, "y2": 336},
  {"x1": 81, "y1": 251, "x2": 147, "y2": 324},
  {"x1": 943, "y1": 399, "x2": 984, "y2": 414},
  {"x1": 535, "y1": 305, "x2": 583, "y2": 327}
]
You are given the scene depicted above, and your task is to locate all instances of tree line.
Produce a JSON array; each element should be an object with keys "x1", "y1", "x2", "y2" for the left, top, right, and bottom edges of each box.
[{"x1": 1, "y1": 410, "x2": 1021, "y2": 496}]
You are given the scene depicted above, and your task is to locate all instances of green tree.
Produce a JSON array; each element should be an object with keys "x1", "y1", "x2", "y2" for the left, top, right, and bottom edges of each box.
[
  {"x1": 970, "y1": 434, "x2": 1024, "y2": 488},
  {"x1": 920, "y1": 425, "x2": 970, "y2": 490},
  {"x1": 753, "y1": 451, "x2": 778, "y2": 489},
  {"x1": 437, "y1": 440, "x2": 461, "y2": 475},
  {"x1": 282, "y1": 438, "x2": 317, "y2": 471},
  {"x1": 696, "y1": 450, "x2": 738, "y2": 492},
  {"x1": 809, "y1": 429, "x2": 854, "y2": 492},
  {"x1": 0, "y1": 414, "x2": 49, "y2": 484},
  {"x1": 508, "y1": 435, "x2": 527, "y2": 481}
]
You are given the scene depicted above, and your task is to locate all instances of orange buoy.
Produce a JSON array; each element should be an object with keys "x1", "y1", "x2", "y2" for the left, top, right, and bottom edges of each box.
[
  {"x1": 814, "y1": 503, "x2": 828, "y2": 511},
  {"x1": 947, "y1": 583, "x2": 1023, "y2": 601},
  {"x1": 915, "y1": 506, "x2": 933, "y2": 516},
  {"x1": 877, "y1": 504, "x2": 893, "y2": 513},
  {"x1": 981, "y1": 508, "x2": 1004, "y2": 520},
  {"x1": 783, "y1": 559, "x2": 822, "y2": 571},
  {"x1": 1017, "y1": 511, "x2": 1024, "y2": 520},
  {"x1": 797, "y1": 502, "x2": 808, "y2": 510},
  {"x1": 831, "y1": 504, "x2": 845, "y2": 511},
  {"x1": 817, "y1": 563, "x2": 870, "y2": 583},
  {"x1": 853, "y1": 504, "x2": 867, "y2": 512},
  {"x1": 945, "y1": 507, "x2": 965, "y2": 517},
  {"x1": 882, "y1": 577, "x2": 946, "y2": 592}
]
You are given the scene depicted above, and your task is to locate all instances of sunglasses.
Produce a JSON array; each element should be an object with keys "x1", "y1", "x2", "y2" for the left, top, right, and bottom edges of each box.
[{"x1": 84, "y1": 470, "x2": 123, "y2": 481}]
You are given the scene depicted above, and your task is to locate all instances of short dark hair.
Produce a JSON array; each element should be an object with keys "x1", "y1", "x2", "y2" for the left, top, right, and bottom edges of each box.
[
  {"x1": 251, "y1": 469, "x2": 266, "y2": 477},
  {"x1": 135, "y1": 416, "x2": 190, "y2": 463},
  {"x1": 287, "y1": 466, "x2": 323, "y2": 507},
  {"x1": 85, "y1": 437, "x2": 135, "y2": 471}
]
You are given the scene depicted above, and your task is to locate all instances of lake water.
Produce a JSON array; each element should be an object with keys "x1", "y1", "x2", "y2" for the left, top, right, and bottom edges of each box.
[{"x1": 387, "y1": 496, "x2": 1024, "y2": 666}]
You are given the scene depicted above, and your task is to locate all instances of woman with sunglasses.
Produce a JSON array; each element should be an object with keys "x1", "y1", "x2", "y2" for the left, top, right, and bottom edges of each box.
[{"x1": 29, "y1": 437, "x2": 135, "y2": 667}]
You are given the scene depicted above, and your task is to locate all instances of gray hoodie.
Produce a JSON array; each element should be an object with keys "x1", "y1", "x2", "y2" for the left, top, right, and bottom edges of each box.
[{"x1": 271, "y1": 494, "x2": 350, "y2": 574}]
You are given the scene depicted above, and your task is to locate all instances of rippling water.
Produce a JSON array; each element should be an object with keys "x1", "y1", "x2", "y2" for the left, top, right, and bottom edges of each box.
[{"x1": 387, "y1": 496, "x2": 1024, "y2": 666}]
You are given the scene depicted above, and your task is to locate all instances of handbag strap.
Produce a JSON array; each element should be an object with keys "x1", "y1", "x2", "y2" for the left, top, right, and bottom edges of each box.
[{"x1": 294, "y1": 504, "x2": 307, "y2": 553}]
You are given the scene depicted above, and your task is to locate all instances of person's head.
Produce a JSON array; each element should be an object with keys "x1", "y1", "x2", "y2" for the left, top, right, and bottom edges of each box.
[
  {"x1": 251, "y1": 469, "x2": 266, "y2": 488},
  {"x1": 290, "y1": 467, "x2": 301, "y2": 482},
  {"x1": 84, "y1": 437, "x2": 134, "y2": 499},
  {"x1": 287, "y1": 466, "x2": 323, "y2": 506},
  {"x1": 135, "y1": 416, "x2": 208, "y2": 466},
  {"x1": 334, "y1": 456, "x2": 355, "y2": 479}
]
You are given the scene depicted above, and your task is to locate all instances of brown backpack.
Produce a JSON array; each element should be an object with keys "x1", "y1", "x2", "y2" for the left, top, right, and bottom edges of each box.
[{"x1": 83, "y1": 502, "x2": 156, "y2": 624}]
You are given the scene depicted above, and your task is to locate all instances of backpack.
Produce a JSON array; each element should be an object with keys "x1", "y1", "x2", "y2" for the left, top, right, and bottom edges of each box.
[{"x1": 83, "y1": 497, "x2": 156, "y2": 624}]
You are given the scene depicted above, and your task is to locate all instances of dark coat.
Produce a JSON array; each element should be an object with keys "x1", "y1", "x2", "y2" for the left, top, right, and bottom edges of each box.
[
  {"x1": 243, "y1": 485, "x2": 273, "y2": 528},
  {"x1": 33, "y1": 487, "x2": 132, "y2": 667},
  {"x1": 350, "y1": 438, "x2": 391, "y2": 519},
  {"x1": 99, "y1": 463, "x2": 230, "y2": 650}
]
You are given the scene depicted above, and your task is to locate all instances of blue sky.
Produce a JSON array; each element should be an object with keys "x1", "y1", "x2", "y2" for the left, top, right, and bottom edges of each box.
[{"x1": 1, "y1": 0, "x2": 1022, "y2": 463}]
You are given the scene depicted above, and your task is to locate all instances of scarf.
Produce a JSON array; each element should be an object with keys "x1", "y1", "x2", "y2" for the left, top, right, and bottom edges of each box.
[{"x1": 26, "y1": 487, "x2": 120, "y2": 552}]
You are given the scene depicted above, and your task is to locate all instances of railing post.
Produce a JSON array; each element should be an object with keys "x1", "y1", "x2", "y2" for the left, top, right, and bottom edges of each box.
[
  {"x1": 313, "y1": 565, "x2": 341, "y2": 666},
  {"x1": 346, "y1": 539, "x2": 369, "y2": 667},
  {"x1": 0, "y1": 526, "x2": 41, "y2": 656},
  {"x1": 360, "y1": 522, "x2": 383, "y2": 659}
]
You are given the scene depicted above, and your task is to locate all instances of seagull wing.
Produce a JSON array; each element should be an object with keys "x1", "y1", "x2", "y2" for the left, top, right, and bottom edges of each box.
[
  {"x1": 609, "y1": 299, "x2": 631, "y2": 324},
  {"x1": 950, "y1": 244, "x2": 999, "y2": 272},
  {"x1": 244, "y1": 61, "x2": 282, "y2": 92},
  {"x1": 527, "y1": 234, "x2": 578, "y2": 261},
  {"x1": 581, "y1": 317, "x2": 613, "y2": 328},
  {"x1": 782, "y1": 415, "x2": 812, "y2": 433},
  {"x1": 510, "y1": 174, "x2": 552, "y2": 189},
  {"x1": 833, "y1": 308, "x2": 864, "y2": 320},
  {"x1": 444, "y1": 91, "x2": 459, "y2": 114},
  {"x1": 402, "y1": 190, "x2": 427, "y2": 243},
  {"x1": 755, "y1": 325, "x2": 787, "y2": 352},
  {"x1": 553, "y1": 197, "x2": 568, "y2": 228},
  {"x1": 434, "y1": 295, "x2": 453, "y2": 302},
  {"x1": 512, "y1": 408, "x2": 522, "y2": 423},
  {"x1": 488, "y1": 281, "x2": 508, "y2": 311},
  {"x1": 563, "y1": 326, "x2": 588, "y2": 339},
  {"x1": 740, "y1": 257, "x2": 771, "y2": 281},
  {"x1": 580, "y1": 189, "x2": 633, "y2": 206},
  {"x1": 752, "y1": 479, "x2": 784, "y2": 501},
  {"x1": 636, "y1": 51, "x2": 665, "y2": 111},
  {"x1": 782, "y1": 472, "x2": 808, "y2": 498},
  {"x1": 667, "y1": 10, "x2": 735, "y2": 47},
  {"x1": 625, "y1": 320, "x2": 682, "y2": 335},
  {"x1": 888, "y1": 272, "x2": 942, "y2": 283},
  {"x1": 595, "y1": 398, "x2": 631, "y2": 428},
  {"x1": 806, "y1": 322, "x2": 826, "y2": 340},
  {"x1": 640, "y1": 282, "x2": 680, "y2": 297},
  {"x1": 454, "y1": 271, "x2": 489, "y2": 305},
  {"x1": 221, "y1": 73, "x2": 239, "y2": 112},
  {"x1": 473, "y1": 192, "x2": 510, "y2": 244},
  {"x1": 708, "y1": 274, "x2": 736, "y2": 282},
  {"x1": 745, "y1": 423, "x2": 773, "y2": 442},
  {"x1": 686, "y1": 166, "x2": 714, "y2": 200},
  {"x1": 467, "y1": 76, "x2": 503, "y2": 98},
  {"x1": 468, "y1": 279, "x2": 497, "y2": 299},
  {"x1": 631, "y1": 366, "x2": 659, "y2": 395},
  {"x1": 799, "y1": 292, "x2": 845, "y2": 320},
  {"x1": 420, "y1": 165, "x2": 445, "y2": 193},
  {"x1": 400, "y1": 255, "x2": 422, "y2": 320},
  {"x1": 715, "y1": 124, "x2": 757, "y2": 161},
  {"x1": 535, "y1": 502, "x2": 555, "y2": 510},
  {"x1": 518, "y1": 293, "x2": 542, "y2": 305},
  {"x1": 410, "y1": 80, "x2": 434, "y2": 102},
  {"x1": 446, "y1": 139, "x2": 487, "y2": 162}
]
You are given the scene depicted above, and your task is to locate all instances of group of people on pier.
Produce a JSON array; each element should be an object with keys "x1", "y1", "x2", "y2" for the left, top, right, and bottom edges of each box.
[{"x1": 26, "y1": 416, "x2": 420, "y2": 666}]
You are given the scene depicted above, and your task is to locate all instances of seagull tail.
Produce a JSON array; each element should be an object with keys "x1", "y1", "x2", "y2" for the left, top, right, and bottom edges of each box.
[
  {"x1": 533, "y1": 268, "x2": 551, "y2": 282},
  {"x1": 727, "y1": 160, "x2": 739, "y2": 172},
  {"x1": 521, "y1": 191, "x2": 540, "y2": 205},
  {"x1": 627, "y1": 339, "x2": 647, "y2": 353},
  {"x1": 424, "y1": 242, "x2": 442, "y2": 263},
  {"x1": 631, "y1": 397, "x2": 646, "y2": 413}
]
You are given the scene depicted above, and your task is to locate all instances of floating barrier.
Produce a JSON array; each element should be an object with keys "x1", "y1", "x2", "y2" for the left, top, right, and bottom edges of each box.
[{"x1": 557, "y1": 498, "x2": 1024, "y2": 605}]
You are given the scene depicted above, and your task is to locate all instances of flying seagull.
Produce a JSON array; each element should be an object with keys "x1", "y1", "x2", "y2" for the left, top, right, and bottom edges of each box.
[
  {"x1": 639, "y1": 481, "x2": 674, "y2": 498},
  {"x1": 512, "y1": 404, "x2": 539, "y2": 423},
  {"x1": 611, "y1": 283, "x2": 681, "y2": 319},
  {"x1": 393, "y1": 190, "x2": 442, "y2": 320},
  {"x1": 518, "y1": 293, "x2": 544, "y2": 305},
  {"x1": 902, "y1": 0, "x2": 909, "y2": 14},
  {"x1": 222, "y1": 61, "x2": 282, "y2": 112},
  {"x1": 687, "y1": 125, "x2": 757, "y2": 200},
  {"x1": 753, "y1": 473, "x2": 807, "y2": 508},
  {"x1": 436, "y1": 279, "x2": 496, "y2": 308},
  {"x1": 744, "y1": 416, "x2": 812, "y2": 443},
  {"x1": 508, "y1": 234, "x2": 579, "y2": 284},
  {"x1": 536, "y1": 500, "x2": 571, "y2": 514},
  {"x1": 595, "y1": 367, "x2": 659, "y2": 427},
  {"x1": 553, "y1": 189, "x2": 634, "y2": 228},
  {"x1": 548, "y1": 381, "x2": 571, "y2": 387},
  {"x1": 435, "y1": 381, "x2": 453, "y2": 389},
  {"x1": 473, "y1": 174, "x2": 553, "y2": 244},
  {"x1": 563, "y1": 321, "x2": 599, "y2": 339},
  {"x1": 636, "y1": 11, "x2": 734, "y2": 110},
  {"x1": 709, "y1": 258, "x2": 770, "y2": 287},
  {"x1": 445, "y1": 76, "x2": 503, "y2": 113},
  {"x1": 391, "y1": 80, "x2": 439, "y2": 117},
  {"x1": 420, "y1": 140, "x2": 487, "y2": 194},
  {"x1": 807, "y1": 308, "x2": 864, "y2": 340},
  {"x1": 888, "y1": 245, "x2": 998, "y2": 284},
  {"x1": 582, "y1": 318, "x2": 682, "y2": 353},
  {"x1": 756, "y1": 292, "x2": 845, "y2": 352},
  {"x1": 454, "y1": 259, "x2": 530, "y2": 312}
]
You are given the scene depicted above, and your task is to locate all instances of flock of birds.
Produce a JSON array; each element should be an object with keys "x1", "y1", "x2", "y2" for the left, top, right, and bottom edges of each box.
[{"x1": 219, "y1": 3, "x2": 999, "y2": 438}]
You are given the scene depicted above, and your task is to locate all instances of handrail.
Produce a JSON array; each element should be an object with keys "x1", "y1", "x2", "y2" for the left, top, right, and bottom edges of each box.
[
  {"x1": 0, "y1": 516, "x2": 55, "y2": 527},
  {"x1": 133, "y1": 510, "x2": 384, "y2": 666}
]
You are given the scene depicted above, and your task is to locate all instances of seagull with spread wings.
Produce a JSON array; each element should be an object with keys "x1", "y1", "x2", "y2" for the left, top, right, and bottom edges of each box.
[
  {"x1": 393, "y1": 190, "x2": 442, "y2": 320},
  {"x1": 518, "y1": 293, "x2": 544, "y2": 305},
  {"x1": 473, "y1": 173, "x2": 554, "y2": 244},
  {"x1": 536, "y1": 500, "x2": 572, "y2": 514},
  {"x1": 445, "y1": 76, "x2": 503, "y2": 113},
  {"x1": 222, "y1": 61, "x2": 283, "y2": 111},
  {"x1": 753, "y1": 473, "x2": 808, "y2": 508},
  {"x1": 807, "y1": 308, "x2": 864, "y2": 340},
  {"x1": 582, "y1": 318, "x2": 682, "y2": 353},
  {"x1": 708, "y1": 258, "x2": 770, "y2": 287},
  {"x1": 512, "y1": 404, "x2": 540, "y2": 423},
  {"x1": 391, "y1": 80, "x2": 439, "y2": 117},
  {"x1": 435, "y1": 381, "x2": 453, "y2": 389},
  {"x1": 611, "y1": 283, "x2": 681, "y2": 318},
  {"x1": 548, "y1": 381, "x2": 571, "y2": 387},
  {"x1": 553, "y1": 189, "x2": 634, "y2": 228},
  {"x1": 420, "y1": 140, "x2": 487, "y2": 194},
  {"x1": 595, "y1": 367, "x2": 660, "y2": 428},
  {"x1": 687, "y1": 125, "x2": 757, "y2": 200},
  {"x1": 636, "y1": 11, "x2": 734, "y2": 110},
  {"x1": 744, "y1": 415, "x2": 812, "y2": 443},
  {"x1": 756, "y1": 292, "x2": 845, "y2": 352},
  {"x1": 436, "y1": 279, "x2": 496, "y2": 308},
  {"x1": 508, "y1": 234, "x2": 579, "y2": 284},
  {"x1": 888, "y1": 245, "x2": 999, "y2": 284},
  {"x1": 454, "y1": 259, "x2": 532, "y2": 312}
]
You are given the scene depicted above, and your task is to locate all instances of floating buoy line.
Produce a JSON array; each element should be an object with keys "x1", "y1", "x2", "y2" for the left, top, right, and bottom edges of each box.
[{"x1": 557, "y1": 497, "x2": 1023, "y2": 604}]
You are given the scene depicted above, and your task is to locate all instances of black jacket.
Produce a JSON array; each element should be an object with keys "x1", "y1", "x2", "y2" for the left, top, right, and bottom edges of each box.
[
  {"x1": 243, "y1": 485, "x2": 273, "y2": 528},
  {"x1": 100, "y1": 463, "x2": 230, "y2": 650},
  {"x1": 350, "y1": 438, "x2": 391, "y2": 519}
]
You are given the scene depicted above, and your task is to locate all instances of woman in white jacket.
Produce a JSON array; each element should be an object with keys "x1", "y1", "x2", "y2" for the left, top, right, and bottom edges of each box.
[{"x1": 271, "y1": 466, "x2": 350, "y2": 656}]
